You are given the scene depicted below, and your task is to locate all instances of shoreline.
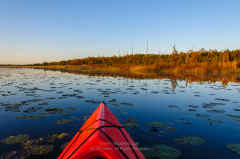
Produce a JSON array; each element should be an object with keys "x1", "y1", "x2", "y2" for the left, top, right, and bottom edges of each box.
[{"x1": 2, "y1": 65, "x2": 240, "y2": 85}]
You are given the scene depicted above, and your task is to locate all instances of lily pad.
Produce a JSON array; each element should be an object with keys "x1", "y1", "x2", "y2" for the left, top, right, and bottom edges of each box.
[
  {"x1": 207, "y1": 109, "x2": 225, "y2": 114},
  {"x1": 202, "y1": 102, "x2": 225, "y2": 108},
  {"x1": 1, "y1": 134, "x2": 29, "y2": 145},
  {"x1": 188, "y1": 108, "x2": 196, "y2": 112},
  {"x1": 188, "y1": 105, "x2": 198, "y2": 108},
  {"x1": 123, "y1": 122, "x2": 140, "y2": 129},
  {"x1": 147, "y1": 121, "x2": 165, "y2": 128},
  {"x1": 208, "y1": 118, "x2": 223, "y2": 125},
  {"x1": 23, "y1": 106, "x2": 42, "y2": 113},
  {"x1": 62, "y1": 93, "x2": 77, "y2": 97},
  {"x1": 196, "y1": 113, "x2": 209, "y2": 118},
  {"x1": 144, "y1": 144, "x2": 182, "y2": 159},
  {"x1": 234, "y1": 108, "x2": 240, "y2": 112},
  {"x1": 227, "y1": 114, "x2": 240, "y2": 122},
  {"x1": 119, "y1": 109, "x2": 128, "y2": 114},
  {"x1": 227, "y1": 144, "x2": 240, "y2": 155},
  {"x1": 85, "y1": 100, "x2": 101, "y2": 104},
  {"x1": 120, "y1": 102, "x2": 135, "y2": 106},
  {"x1": 65, "y1": 107, "x2": 78, "y2": 111},
  {"x1": 175, "y1": 136, "x2": 205, "y2": 145},
  {"x1": 168, "y1": 105, "x2": 179, "y2": 109},
  {"x1": 108, "y1": 98, "x2": 117, "y2": 103},
  {"x1": 38, "y1": 102, "x2": 49, "y2": 106},
  {"x1": 16, "y1": 114, "x2": 46, "y2": 120},
  {"x1": 56, "y1": 118, "x2": 73, "y2": 124},
  {"x1": 26, "y1": 144, "x2": 54, "y2": 155},
  {"x1": 46, "y1": 133, "x2": 69, "y2": 143},
  {"x1": 215, "y1": 98, "x2": 230, "y2": 102},
  {"x1": 44, "y1": 107, "x2": 64, "y2": 114}
]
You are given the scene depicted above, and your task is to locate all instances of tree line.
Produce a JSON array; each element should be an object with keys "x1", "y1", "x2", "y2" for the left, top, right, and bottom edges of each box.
[{"x1": 34, "y1": 49, "x2": 240, "y2": 70}]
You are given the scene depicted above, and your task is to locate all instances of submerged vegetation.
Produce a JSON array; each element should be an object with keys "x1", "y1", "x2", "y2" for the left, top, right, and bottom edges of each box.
[{"x1": 4, "y1": 48, "x2": 240, "y2": 83}]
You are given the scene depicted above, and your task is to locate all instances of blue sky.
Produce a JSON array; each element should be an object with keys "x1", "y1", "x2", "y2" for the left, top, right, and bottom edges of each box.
[{"x1": 0, "y1": 0, "x2": 239, "y2": 64}]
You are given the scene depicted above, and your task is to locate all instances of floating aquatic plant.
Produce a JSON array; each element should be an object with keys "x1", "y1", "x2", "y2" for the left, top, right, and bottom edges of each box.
[
  {"x1": 119, "y1": 109, "x2": 128, "y2": 114},
  {"x1": 168, "y1": 105, "x2": 179, "y2": 109},
  {"x1": 123, "y1": 122, "x2": 140, "y2": 129},
  {"x1": 56, "y1": 118, "x2": 73, "y2": 124},
  {"x1": 207, "y1": 109, "x2": 225, "y2": 114},
  {"x1": 196, "y1": 113, "x2": 209, "y2": 118},
  {"x1": 62, "y1": 93, "x2": 77, "y2": 97},
  {"x1": 26, "y1": 144, "x2": 54, "y2": 155},
  {"x1": 208, "y1": 118, "x2": 223, "y2": 125},
  {"x1": 108, "y1": 98, "x2": 117, "y2": 103},
  {"x1": 227, "y1": 114, "x2": 240, "y2": 122},
  {"x1": 144, "y1": 144, "x2": 182, "y2": 159},
  {"x1": 215, "y1": 98, "x2": 230, "y2": 102},
  {"x1": 188, "y1": 105, "x2": 198, "y2": 108},
  {"x1": 175, "y1": 136, "x2": 205, "y2": 145},
  {"x1": 234, "y1": 108, "x2": 240, "y2": 112},
  {"x1": 120, "y1": 102, "x2": 135, "y2": 106},
  {"x1": 23, "y1": 106, "x2": 42, "y2": 113},
  {"x1": 85, "y1": 100, "x2": 101, "y2": 104},
  {"x1": 147, "y1": 121, "x2": 165, "y2": 128},
  {"x1": 227, "y1": 144, "x2": 240, "y2": 155},
  {"x1": 44, "y1": 107, "x2": 64, "y2": 114},
  {"x1": 202, "y1": 102, "x2": 225, "y2": 108},
  {"x1": 38, "y1": 102, "x2": 49, "y2": 106},
  {"x1": 188, "y1": 108, "x2": 196, "y2": 112},
  {"x1": 16, "y1": 114, "x2": 46, "y2": 120},
  {"x1": 43, "y1": 133, "x2": 70, "y2": 143},
  {"x1": 1, "y1": 134, "x2": 29, "y2": 145}
]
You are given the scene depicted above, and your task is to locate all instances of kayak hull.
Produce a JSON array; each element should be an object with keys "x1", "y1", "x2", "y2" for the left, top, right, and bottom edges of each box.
[{"x1": 58, "y1": 102, "x2": 145, "y2": 159}]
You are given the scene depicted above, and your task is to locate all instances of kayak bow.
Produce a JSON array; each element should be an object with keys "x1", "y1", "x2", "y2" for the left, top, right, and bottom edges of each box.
[{"x1": 58, "y1": 102, "x2": 145, "y2": 159}]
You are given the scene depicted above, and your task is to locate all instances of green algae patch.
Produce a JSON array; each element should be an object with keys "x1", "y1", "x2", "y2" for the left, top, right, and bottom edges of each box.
[
  {"x1": 227, "y1": 144, "x2": 240, "y2": 155},
  {"x1": 1, "y1": 134, "x2": 29, "y2": 145},
  {"x1": 175, "y1": 136, "x2": 205, "y2": 145},
  {"x1": 144, "y1": 144, "x2": 182, "y2": 159}
]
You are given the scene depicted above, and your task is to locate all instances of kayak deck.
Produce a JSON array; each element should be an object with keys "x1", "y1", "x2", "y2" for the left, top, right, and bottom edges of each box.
[{"x1": 58, "y1": 102, "x2": 145, "y2": 159}]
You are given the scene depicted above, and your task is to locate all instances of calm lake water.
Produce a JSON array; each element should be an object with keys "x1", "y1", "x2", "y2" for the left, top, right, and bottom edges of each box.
[{"x1": 0, "y1": 68, "x2": 240, "y2": 159}]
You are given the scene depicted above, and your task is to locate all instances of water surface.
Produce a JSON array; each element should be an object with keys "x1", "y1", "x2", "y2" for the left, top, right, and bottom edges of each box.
[{"x1": 0, "y1": 68, "x2": 240, "y2": 159}]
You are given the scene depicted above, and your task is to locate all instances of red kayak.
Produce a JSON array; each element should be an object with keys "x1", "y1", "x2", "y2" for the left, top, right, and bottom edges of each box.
[{"x1": 58, "y1": 102, "x2": 146, "y2": 159}]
